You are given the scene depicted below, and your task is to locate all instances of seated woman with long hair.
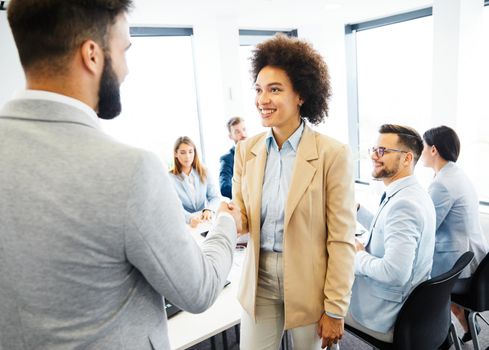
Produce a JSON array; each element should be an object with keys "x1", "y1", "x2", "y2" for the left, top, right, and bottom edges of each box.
[
  {"x1": 169, "y1": 136, "x2": 221, "y2": 228},
  {"x1": 421, "y1": 125, "x2": 488, "y2": 344}
]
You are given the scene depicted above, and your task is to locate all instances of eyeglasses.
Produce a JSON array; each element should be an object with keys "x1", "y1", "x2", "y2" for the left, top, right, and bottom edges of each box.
[{"x1": 369, "y1": 146, "x2": 408, "y2": 158}]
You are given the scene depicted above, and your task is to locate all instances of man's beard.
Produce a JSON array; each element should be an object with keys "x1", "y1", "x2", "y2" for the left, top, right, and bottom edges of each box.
[
  {"x1": 372, "y1": 159, "x2": 401, "y2": 180},
  {"x1": 97, "y1": 56, "x2": 122, "y2": 120}
]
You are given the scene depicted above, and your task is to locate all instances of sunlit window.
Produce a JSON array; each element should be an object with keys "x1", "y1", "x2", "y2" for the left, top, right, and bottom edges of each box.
[
  {"x1": 100, "y1": 30, "x2": 201, "y2": 170},
  {"x1": 474, "y1": 5, "x2": 489, "y2": 203},
  {"x1": 353, "y1": 15, "x2": 433, "y2": 182}
]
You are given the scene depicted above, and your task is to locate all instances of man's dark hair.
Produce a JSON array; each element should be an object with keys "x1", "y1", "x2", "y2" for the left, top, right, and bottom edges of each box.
[
  {"x1": 423, "y1": 125, "x2": 460, "y2": 162},
  {"x1": 250, "y1": 34, "x2": 331, "y2": 125},
  {"x1": 7, "y1": 0, "x2": 133, "y2": 73},
  {"x1": 226, "y1": 116, "x2": 244, "y2": 133},
  {"x1": 379, "y1": 124, "x2": 423, "y2": 164}
]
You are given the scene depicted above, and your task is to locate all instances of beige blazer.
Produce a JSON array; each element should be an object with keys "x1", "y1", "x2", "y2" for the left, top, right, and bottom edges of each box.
[{"x1": 233, "y1": 125, "x2": 356, "y2": 329}]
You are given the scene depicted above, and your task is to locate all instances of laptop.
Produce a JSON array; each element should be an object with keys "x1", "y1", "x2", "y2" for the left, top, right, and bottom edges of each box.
[{"x1": 164, "y1": 300, "x2": 182, "y2": 319}]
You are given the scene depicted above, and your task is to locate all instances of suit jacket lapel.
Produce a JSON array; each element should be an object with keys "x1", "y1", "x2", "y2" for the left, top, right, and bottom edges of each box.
[
  {"x1": 364, "y1": 177, "x2": 416, "y2": 246},
  {"x1": 284, "y1": 126, "x2": 318, "y2": 229},
  {"x1": 246, "y1": 138, "x2": 267, "y2": 237},
  {"x1": 364, "y1": 201, "x2": 388, "y2": 247}
]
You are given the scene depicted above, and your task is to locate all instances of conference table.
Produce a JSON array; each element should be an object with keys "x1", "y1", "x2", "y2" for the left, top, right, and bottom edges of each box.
[{"x1": 167, "y1": 224, "x2": 246, "y2": 350}]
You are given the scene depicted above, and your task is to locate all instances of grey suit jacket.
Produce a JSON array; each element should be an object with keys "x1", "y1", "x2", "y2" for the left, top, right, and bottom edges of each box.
[
  {"x1": 350, "y1": 176, "x2": 436, "y2": 333},
  {"x1": 0, "y1": 97, "x2": 236, "y2": 350},
  {"x1": 429, "y1": 162, "x2": 488, "y2": 278}
]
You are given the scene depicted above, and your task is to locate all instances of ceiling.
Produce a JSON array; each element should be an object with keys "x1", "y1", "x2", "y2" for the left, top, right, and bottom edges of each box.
[{"x1": 130, "y1": 0, "x2": 434, "y2": 26}]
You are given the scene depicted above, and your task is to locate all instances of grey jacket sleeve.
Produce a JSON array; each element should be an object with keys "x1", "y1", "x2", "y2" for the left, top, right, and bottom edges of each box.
[{"x1": 123, "y1": 152, "x2": 237, "y2": 313}]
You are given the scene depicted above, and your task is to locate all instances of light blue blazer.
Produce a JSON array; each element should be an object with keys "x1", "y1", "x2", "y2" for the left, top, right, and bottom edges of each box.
[
  {"x1": 351, "y1": 176, "x2": 436, "y2": 333},
  {"x1": 429, "y1": 162, "x2": 488, "y2": 278},
  {"x1": 169, "y1": 169, "x2": 221, "y2": 223}
]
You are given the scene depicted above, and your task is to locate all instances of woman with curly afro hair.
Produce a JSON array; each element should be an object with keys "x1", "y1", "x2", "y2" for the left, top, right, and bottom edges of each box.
[{"x1": 233, "y1": 34, "x2": 356, "y2": 349}]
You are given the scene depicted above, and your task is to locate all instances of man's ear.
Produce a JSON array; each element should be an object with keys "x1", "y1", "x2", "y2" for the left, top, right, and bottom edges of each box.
[
  {"x1": 79, "y1": 39, "x2": 104, "y2": 76},
  {"x1": 404, "y1": 151, "x2": 414, "y2": 166}
]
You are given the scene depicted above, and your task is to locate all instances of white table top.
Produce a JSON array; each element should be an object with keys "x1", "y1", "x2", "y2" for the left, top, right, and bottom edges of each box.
[{"x1": 167, "y1": 223, "x2": 245, "y2": 350}]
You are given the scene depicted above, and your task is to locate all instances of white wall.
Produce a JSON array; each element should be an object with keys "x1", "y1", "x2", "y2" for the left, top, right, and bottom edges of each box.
[{"x1": 0, "y1": 10, "x2": 25, "y2": 107}]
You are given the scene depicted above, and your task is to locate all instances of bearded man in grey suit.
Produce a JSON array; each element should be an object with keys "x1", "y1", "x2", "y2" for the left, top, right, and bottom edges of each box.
[{"x1": 0, "y1": 1, "x2": 241, "y2": 349}]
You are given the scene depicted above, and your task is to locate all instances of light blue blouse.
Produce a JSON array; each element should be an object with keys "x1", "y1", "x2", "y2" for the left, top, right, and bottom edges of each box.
[
  {"x1": 169, "y1": 168, "x2": 221, "y2": 223},
  {"x1": 260, "y1": 122, "x2": 304, "y2": 252}
]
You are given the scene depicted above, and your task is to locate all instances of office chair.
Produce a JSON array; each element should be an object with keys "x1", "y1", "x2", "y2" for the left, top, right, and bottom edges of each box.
[
  {"x1": 451, "y1": 252, "x2": 489, "y2": 350},
  {"x1": 345, "y1": 251, "x2": 474, "y2": 350}
]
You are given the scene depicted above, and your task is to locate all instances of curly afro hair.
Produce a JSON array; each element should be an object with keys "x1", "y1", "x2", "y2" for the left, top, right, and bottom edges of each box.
[{"x1": 250, "y1": 34, "x2": 331, "y2": 125}]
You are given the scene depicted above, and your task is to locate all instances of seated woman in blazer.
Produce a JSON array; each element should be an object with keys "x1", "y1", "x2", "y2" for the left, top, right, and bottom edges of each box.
[
  {"x1": 421, "y1": 125, "x2": 488, "y2": 343},
  {"x1": 169, "y1": 136, "x2": 221, "y2": 228}
]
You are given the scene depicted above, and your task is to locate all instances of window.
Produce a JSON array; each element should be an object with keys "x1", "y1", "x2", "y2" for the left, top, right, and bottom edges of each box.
[
  {"x1": 345, "y1": 9, "x2": 433, "y2": 183},
  {"x1": 476, "y1": 4, "x2": 489, "y2": 203},
  {"x1": 100, "y1": 28, "x2": 201, "y2": 170},
  {"x1": 238, "y1": 30, "x2": 298, "y2": 137}
]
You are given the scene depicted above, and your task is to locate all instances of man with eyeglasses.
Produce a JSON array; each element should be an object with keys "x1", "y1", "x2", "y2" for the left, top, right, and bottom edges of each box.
[{"x1": 345, "y1": 124, "x2": 436, "y2": 342}]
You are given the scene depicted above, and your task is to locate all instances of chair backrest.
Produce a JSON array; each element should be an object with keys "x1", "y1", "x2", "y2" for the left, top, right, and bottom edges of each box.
[
  {"x1": 469, "y1": 251, "x2": 489, "y2": 311},
  {"x1": 392, "y1": 251, "x2": 474, "y2": 350}
]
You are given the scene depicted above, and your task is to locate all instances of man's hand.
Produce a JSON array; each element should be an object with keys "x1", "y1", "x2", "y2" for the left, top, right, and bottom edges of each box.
[
  {"x1": 217, "y1": 201, "x2": 242, "y2": 233},
  {"x1": 355, "y1": 238, "x2": 365, "y2": 252},
  {"x1": 317, "y1": 313, "x2": 344, "y2": 349}
]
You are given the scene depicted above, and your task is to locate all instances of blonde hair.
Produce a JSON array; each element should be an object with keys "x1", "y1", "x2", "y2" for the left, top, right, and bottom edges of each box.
[{"x1": 171, "y1": 136, "x2": 207, "y2": 183}]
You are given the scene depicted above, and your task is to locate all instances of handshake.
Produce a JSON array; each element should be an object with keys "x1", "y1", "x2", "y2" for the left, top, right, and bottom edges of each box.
[{"x1": 217, "y1": 201, "x2": 243, "y2": 234}]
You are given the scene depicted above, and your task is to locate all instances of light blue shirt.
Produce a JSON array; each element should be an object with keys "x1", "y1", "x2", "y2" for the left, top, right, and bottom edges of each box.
[{"x1": 260, "y1": 122, "x2": 304, "y2": 252}]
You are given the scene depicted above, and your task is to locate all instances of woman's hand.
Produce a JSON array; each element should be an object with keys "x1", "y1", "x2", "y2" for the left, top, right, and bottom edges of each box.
[{"x1": 317, "y1": 313, "x2": 344, "y2": 349}]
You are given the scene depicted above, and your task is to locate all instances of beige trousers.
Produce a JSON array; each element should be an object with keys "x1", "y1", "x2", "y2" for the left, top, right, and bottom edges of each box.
[{"x1": 240, "y1": 250, "x2": 322, "y2": 350}]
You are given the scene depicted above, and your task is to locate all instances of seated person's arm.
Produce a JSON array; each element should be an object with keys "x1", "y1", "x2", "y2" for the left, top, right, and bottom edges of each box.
[
  {"x1": 428, "y1": 181, "x2": 452, "y2": 230},
  {"x1": 355, "y1": 199, "x2": 421, "y2": 286},
  {"x1": 357, "y1": 203, "x2": 374, "y2": 230}
]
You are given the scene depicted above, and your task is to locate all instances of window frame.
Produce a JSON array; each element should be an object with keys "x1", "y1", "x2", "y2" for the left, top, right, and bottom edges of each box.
[
  {"x1": 344, "y1": 7, "x2": 432, "y2": 181},
  {"x1": 238, "y1": 29, "x2": 298, "y2": 46}
]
